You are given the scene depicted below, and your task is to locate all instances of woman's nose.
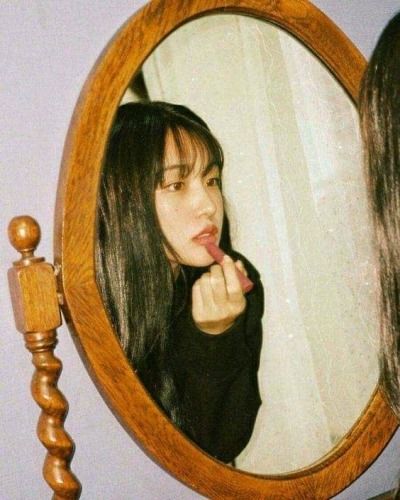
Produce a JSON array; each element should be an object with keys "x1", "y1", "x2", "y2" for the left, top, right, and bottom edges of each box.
[{"x1": 194, "y1": 185, "x2": 217, "y2": 217}]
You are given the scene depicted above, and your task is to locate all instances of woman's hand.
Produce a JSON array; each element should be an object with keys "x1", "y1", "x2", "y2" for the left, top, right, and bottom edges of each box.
[{"x1": 192, "y1": 255, "x2": 247, "y2": 335}]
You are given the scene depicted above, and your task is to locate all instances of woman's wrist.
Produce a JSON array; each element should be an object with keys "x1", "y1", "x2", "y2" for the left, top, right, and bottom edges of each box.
[{"x1": 195, "y1": 318, "x2": 235, "y2": 335}]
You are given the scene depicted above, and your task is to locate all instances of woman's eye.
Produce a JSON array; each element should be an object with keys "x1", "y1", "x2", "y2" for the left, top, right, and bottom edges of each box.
[
  {"x1": 166, "y1": 181, "x2": 184, "y2": 192},
  {"x1": 206, "y1": 177, "x2": 221, "y2": 187}
]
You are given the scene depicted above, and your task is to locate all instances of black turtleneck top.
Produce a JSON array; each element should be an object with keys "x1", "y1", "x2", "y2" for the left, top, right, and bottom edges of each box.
[{"x1": 169, "y1": 252, "x2": 264, "y2": 463}]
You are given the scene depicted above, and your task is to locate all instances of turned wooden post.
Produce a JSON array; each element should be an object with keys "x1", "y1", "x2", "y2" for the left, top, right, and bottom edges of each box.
[{"x1": 7, "y1": 215, "x2": 81, "y2": 500}]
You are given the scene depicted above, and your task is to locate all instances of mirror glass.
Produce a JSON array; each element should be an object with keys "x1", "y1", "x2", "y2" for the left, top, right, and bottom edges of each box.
[{"x1": 98, "y1": 14, "x2": 379, "y2": 474}]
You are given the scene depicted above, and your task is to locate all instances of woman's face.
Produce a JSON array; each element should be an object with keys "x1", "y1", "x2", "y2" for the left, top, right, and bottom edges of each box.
[{"x1": 155, "y1": 130, "x2": 224, "y2": 270}]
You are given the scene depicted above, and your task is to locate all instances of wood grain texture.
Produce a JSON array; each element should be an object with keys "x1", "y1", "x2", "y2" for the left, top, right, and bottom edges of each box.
[
  {"x1": 8, "y1": 216, "x2": 81, "y2": 499},
  {"x1": 54, "y1": 1, "x2": 398, "y2": 498}
]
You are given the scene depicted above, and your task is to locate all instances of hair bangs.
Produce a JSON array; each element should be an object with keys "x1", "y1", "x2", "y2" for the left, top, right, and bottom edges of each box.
[{"x1": 157, "y1": 122, "x2": 224, "y2": 185}]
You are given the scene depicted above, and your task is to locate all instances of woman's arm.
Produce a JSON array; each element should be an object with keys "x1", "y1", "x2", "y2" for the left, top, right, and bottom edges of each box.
[{"x1": 171, "y1": 255, "x2": 263, "y2": 463}]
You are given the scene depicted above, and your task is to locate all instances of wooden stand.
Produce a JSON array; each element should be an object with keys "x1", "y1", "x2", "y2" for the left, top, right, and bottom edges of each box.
[{"x1": 8, "y1": 215, "x2": 81, "y2": 500}]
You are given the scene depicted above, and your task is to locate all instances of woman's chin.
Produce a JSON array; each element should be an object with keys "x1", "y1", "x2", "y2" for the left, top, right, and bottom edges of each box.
[{"x1": 180, "y1": 251, "x2": 215, "y2": 268}]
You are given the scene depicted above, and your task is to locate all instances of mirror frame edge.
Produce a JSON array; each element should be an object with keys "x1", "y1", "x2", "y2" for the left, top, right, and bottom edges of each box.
[{"x1": 54, "y1": 0, "x2": 399, "y2": 497}]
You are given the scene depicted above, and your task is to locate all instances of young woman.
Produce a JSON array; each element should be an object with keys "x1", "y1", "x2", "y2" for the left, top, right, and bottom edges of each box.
[
  {"x1": 95, "y1": 101, "x2": 263, "y2": 463},
  {"x1": 359, "y1": 12, "x2": 400, "y2": 420}
]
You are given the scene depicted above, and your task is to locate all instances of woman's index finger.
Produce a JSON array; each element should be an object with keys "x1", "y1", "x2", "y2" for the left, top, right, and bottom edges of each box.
[
  {"x1": 221, "y1": 255, "x2": 242, "y2": 296},
  {"x1": 235, "y1": 259, "x2": 248, "y2": 276}
]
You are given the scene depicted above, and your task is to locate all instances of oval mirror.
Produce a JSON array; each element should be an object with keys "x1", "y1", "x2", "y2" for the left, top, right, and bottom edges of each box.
[{"x1": 55, "y1": 0, "x2": 398, "y2": 497}]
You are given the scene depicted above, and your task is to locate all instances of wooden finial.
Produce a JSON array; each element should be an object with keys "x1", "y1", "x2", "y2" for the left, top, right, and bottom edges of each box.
[{"x1": 8, "y1": 215, "x2": 41, "y2": 259}]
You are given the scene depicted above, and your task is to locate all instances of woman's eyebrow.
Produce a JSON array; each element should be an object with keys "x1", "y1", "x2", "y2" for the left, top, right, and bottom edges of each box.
[
  {"x1": 202, "y1": 161, "x2": 220, "y2": 176},
  {"x1": 163, "y1": 161, "x2": 218, "y2": 176}
]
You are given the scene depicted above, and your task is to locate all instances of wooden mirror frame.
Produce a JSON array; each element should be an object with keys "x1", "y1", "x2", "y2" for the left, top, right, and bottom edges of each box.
[{"x1": 55, "y1": 0, "x2": 399, "y2": 497}]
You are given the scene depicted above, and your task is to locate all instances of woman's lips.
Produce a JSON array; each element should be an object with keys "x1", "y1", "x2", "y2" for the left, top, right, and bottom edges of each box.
[{"x1": 192, "y1": 226, "x2": 218, "y2": 245}]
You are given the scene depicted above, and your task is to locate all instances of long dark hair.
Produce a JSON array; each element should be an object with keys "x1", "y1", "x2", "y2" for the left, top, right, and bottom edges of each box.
[
  {"x1": 95, "y1": 101, "x2": 230, "y2": 425},
  {"x1": 359, "y1": 12, "x2": 400, "y2": 419}
]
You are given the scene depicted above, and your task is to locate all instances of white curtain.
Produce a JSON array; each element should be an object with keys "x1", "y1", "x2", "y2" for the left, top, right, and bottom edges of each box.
[{"x1": 134, "y1": 14, "x2": 379, "y2": 474}]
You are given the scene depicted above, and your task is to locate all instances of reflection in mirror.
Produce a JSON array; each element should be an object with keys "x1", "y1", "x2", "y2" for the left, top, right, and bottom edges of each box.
[
  {"x1": 96, "y1": 99, "x2": 264, "y2": 465},
  {"x1": 100, "y1": 14, "x2": 379, "y2": 474}
]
